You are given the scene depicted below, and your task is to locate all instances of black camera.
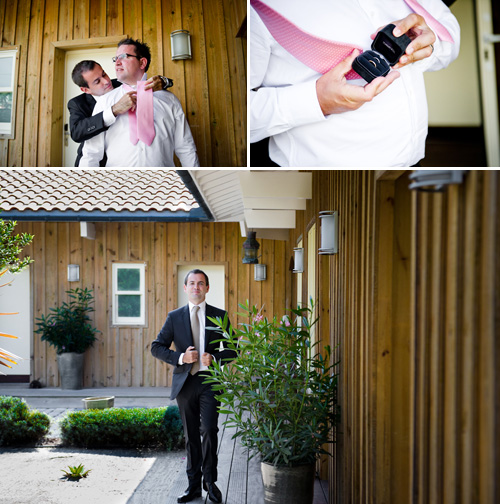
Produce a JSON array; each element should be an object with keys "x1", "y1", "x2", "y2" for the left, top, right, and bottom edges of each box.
[{"x1": 352, "y1": 24, "x2": 411, "y2": 83}]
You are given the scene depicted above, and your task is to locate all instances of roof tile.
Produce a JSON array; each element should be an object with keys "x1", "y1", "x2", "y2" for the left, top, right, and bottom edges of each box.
[{"x1": 0, "y1": 169, "x2": 199, "y2": 215}]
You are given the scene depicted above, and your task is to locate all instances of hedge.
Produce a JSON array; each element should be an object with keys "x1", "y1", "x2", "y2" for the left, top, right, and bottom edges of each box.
[
  {"x1": 60, "y1": 406, "x2": 184, "y2": 450},
  {"x1": 0, "y1": 396, "x2": 50, "y2": 446}
]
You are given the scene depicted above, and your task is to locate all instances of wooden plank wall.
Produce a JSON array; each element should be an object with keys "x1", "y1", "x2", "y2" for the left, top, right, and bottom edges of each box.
[
  {"x1": 411, "y1": 170, "x2": 499, "y2": 504},
  {"x1": 289, "y1": 170, "x2": 499, "y2": 504},
  {"x1": 0, "y1": 0, "x2": 246, "y2": 167},
  {"x1": 14, "y1": 221, "x2": 288, "y2": 388}
]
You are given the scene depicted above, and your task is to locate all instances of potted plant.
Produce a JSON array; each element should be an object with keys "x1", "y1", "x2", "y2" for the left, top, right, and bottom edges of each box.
[
  {"x1": 206, "y1": 300, "x2": 339, "y2": 504},
  {"x1": 34, "y1": 288, "x2": 99, "y2": 389}
]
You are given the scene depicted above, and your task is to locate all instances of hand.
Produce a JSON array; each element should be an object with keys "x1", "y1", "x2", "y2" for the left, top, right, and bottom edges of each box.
[
  {"x1": 372, "y1": 14, "x2": 436, "y2": 69},
  {"x1": 144, "y1": 75, "x2": 164, "y2": 92},
  {"x1": 201, "y1": 353, "x2": 213, "y2": 366},
  {"x1": 111, "y1": 90, "x2": 137, "y2": 116},
  {"x1": 316, "y1": 49, "x2": 400, "y2": 116},
  {"x1": 183, "y1": 346, "x2": 199, "y2": 364}
]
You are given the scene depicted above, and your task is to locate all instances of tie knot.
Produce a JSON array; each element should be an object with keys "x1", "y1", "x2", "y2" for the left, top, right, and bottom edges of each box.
[{"x1": 192, "y1": 305, "x2": 200, "y2": 314}]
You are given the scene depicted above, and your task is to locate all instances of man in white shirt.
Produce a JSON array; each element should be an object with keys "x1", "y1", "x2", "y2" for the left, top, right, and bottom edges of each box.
[
  {"x1": 250, "y1": 0, "x2": 460, "y2": 167},
  {"x1": 80, "y1": 38, "x2": 199, "y2": 167}
]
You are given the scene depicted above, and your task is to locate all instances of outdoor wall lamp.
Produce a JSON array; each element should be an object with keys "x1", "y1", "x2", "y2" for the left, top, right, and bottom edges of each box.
[
  {"x1": 242, "y1": 231, "x2": 260, "y2": 264},
  {"x1": 67, "y1": 264, "x2": 80, "y2": 282},
  {"x1": 408, "y1": 170, "x2": 468, "y2": 192},
  {"x1": 171, "y1": 30, "x2": 192, "y2": 60},
  {"x1": 318, "y1": 211, "x2": 338, "y2": 254},
  {"x1": 293, "y1": 247, "x2": 304, "y2": 273},
  {"x1": 254, "y1": 264, "x2": 267, "y2": 281}
]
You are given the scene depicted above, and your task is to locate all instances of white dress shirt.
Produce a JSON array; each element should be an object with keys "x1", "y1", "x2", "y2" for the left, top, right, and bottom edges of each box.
[
  {"x1": 178, "y1": 301, "x2": 209, "y2": 372},
  {"x1": 250, "y1": 0, "x2": 460, "y2": 167},
  {"x1": 80, "y1": 77, "x2": 200, "y2": 167}
]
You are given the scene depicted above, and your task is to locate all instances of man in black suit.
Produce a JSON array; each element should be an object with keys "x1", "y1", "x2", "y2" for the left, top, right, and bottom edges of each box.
[
  {"x1": 151, "y1": 269, "x2": 236, "y2": 503},
  {"x1": 68, "y1": 60, "x2": 172, "y2": 166}
]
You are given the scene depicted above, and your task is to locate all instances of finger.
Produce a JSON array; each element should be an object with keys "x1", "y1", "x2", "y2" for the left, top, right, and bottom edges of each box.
[
  {"x1": 405, "y1": 31, "x2": 436, "y2": 57},
  {"x1": 395, "y1": 44, "x2": 433, "y2": 68},
  {"x1": 393, "y1": 13, "x2": 422, "y2": 38},
  {"x1": 186, "y1": 346, "x2": 195, "y2": 352},
  {"x1": 364, "y1": 70, "x2": 400, "y2": 98},
  {"x1": 334, "y1": 49, "x2": 360, "y2": 78}
]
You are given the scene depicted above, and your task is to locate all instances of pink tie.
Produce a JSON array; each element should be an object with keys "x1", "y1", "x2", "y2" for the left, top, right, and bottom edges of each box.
[
  {"x1": 251, "y1": 0, "x2": 362, "y2": 79},
  {"x1": 251, "y1": 0, "x2": 454, "y2": 76},
  {"x1": 123, "y1": 81, "x2": 155, "y2": 146}
]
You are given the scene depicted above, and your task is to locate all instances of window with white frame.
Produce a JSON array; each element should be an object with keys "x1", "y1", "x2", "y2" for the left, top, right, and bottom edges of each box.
[
  {"x1": 112, "y1": 263, "x2": 146, "y2": 325},
  {"x1": 0, "y1": 48, "x2": 18, "y2": 139}
]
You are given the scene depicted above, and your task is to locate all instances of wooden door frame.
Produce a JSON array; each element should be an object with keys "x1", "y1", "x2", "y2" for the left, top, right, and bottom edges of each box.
[
  {"x1": 48, "y1": 36, "x2": 126, "y2": 166},
  {"x1": 475, "y1": 0, "x2": 500, "y2": 166}
]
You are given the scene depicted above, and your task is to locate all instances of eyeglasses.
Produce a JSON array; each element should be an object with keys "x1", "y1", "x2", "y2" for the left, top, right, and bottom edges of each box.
[{"x1": 112, "y1": 53, "x2": 141, "y2": 63}]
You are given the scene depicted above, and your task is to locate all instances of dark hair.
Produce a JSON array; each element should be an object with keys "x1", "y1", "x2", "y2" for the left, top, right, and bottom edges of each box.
[
  {"x1": 71, "y1": 60, "x2": 100, "y2": 87},
  {"x1": 184, "y1": 269, "x2": 209, "y2": 287},
  {"x1": 117, "y1": 38, "x2": 151, "y2": 72}
]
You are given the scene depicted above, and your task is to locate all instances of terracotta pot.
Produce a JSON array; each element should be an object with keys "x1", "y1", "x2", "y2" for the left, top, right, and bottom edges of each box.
[
  {"x1": 57, "y1": 352, "x2": 84, "y2": 390},
  {"x1": 261, "y1": 461, "x2": 315, "y2": 504}
]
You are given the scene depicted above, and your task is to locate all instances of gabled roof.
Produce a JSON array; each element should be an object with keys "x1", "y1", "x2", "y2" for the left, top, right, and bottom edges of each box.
[{"x1": 0, "y1": 169, "x2": 209, "y2": 222}]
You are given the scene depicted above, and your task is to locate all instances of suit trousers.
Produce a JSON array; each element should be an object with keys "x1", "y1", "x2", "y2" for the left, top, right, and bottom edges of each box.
[{"x1": 176, "y1": 372, "x2": 220, "y2": 484}]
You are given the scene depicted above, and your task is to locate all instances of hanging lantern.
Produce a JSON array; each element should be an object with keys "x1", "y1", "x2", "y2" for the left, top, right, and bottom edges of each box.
[{"x1": 242, "y1": 231, "x2": 260, "y2": 264}]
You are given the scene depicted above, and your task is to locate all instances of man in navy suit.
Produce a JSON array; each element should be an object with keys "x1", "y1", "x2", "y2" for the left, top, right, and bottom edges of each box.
[
  {"x1": 151, "y1": 269, "x2": 236, "y2": 503},
  {"x1": 68, "y1": 60, "x2": 172, "y2": 166}
]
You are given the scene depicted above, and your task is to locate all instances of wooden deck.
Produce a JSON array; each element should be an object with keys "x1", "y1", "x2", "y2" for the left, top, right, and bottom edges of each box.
[{"x1": 136, "y1": 413, "x2": 265, "y2": 504}]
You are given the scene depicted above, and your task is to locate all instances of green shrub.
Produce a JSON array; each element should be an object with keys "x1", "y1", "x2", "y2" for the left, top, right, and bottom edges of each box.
[
  {"x1": 0, "y1": 396, "x2": 50, "y2": 446},
  {"x1": 60, "y1": 406, "x2": 184, "y2": 450}
]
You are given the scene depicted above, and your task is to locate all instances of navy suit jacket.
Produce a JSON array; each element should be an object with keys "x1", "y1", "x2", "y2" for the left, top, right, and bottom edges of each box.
[
  {"x1": 151, "y1": 304, "x2": 236, "y2": 400},
  {"x1": 67, "y1": 79, "x2": 121, "y2": 166}
]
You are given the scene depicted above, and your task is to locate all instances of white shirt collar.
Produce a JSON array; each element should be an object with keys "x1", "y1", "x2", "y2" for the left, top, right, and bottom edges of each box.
[{"x1": 189, "y1": 300, "x2": 206, "y2": 314}]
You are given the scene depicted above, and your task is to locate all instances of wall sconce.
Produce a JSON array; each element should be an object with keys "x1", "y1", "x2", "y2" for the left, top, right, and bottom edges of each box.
[
  {"x1": 318, "y1": 211, "x2": 338, "y2": 254},
  {"x1": 254, "y1": 264, "x2": 267, "y2": 281},
  {"x1": 293, "y1": 247, "x2": 304, "y2": 273},
  {"x1": 408, "y1": 170, "x2": 468, "y2": 192},
  {"x1": 67, "y1": 264, "x2": 80, "y2": 282},
  {"x1": 242, "y1": 231, "x2": 260, "y2": 264},
  {"x1": 171, "y1": 30, "x2": 192, "y2": 60}
]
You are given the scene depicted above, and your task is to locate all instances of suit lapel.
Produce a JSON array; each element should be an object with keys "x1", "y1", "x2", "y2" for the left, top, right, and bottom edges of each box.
[{"x1": 181, "y1": 305, "x2": 193, "y2": 347}]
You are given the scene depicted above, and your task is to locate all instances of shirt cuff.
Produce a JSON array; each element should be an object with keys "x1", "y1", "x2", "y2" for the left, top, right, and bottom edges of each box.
[
  {"x1": 178, "y1": 353, "x2": 184, "y2": 366},
  {"x1": 278, "y1": 80, "x2": 326, "y2": 126},
  {"x1": 103, "y1": 106, "x2": 117, "y2": 127}
]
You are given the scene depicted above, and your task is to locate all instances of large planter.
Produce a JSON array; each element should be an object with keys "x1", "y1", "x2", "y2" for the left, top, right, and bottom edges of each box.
[
  {"x1": 261, "y1": 461, "x2": 315, "y2": 504},
  {"x1": 57, "y1": 352, "x2": 84, "y2": 390}
]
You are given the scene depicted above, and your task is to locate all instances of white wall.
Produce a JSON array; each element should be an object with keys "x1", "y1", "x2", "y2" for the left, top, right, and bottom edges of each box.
[
  {"x1": 0, "y1": 269, "x2": 31, "y2": 376},
  {"x1": 425, "y1": 0, "x2": 482, "y2": 126}
]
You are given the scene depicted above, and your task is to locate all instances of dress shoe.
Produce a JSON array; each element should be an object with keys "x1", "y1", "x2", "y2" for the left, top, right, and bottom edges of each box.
[
  {"x1": 177, "y1": 485, "x2": 202, "y2": 503},
  {"x1": 203, "y1": 481, "x2": 222, "y2": 503}
]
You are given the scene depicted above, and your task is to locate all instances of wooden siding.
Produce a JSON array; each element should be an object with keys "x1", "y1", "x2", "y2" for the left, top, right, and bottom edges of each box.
[
  {"x1": 15, "y1": 221, "x2": 288, "y2": 388},
  {"x1": 0, "y1": 0, "x2": 246, "y2": 167},
  {"x1": 289, "y1": 170, "x2": 499, "y2": 503}
]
